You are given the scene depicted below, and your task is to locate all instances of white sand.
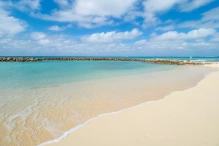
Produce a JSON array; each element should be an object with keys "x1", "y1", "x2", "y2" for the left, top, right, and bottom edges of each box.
[
  {"x1": 46, "y1": 65, "x2": 219, "y2": 146},
  {"x1": 1, "y1": 65, "x2": 212, "y2": 146}
]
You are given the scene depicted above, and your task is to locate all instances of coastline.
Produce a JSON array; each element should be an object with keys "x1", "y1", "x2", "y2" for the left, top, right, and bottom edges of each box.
[
  {"x1": 45, "y1": 64, "x2": 219, "y2": 146},
  {"x1": 0, "y1": 64, "x2": 215, "y2": 146}
]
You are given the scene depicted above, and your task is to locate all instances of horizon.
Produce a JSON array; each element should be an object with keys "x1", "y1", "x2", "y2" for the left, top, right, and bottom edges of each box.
[{"x1": 0, "y1": 0, "x2": 219, "y2": 56}]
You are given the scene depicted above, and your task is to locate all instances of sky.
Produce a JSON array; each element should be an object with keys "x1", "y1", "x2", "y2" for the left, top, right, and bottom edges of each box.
[{"x1": 0, "y1": 0, "x2": 219, "y2": 56}]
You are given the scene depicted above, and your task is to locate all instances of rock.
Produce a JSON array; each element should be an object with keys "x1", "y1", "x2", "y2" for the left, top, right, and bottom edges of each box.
[{"x1": 0, "y1": 57, "x2": 214, "y2": 65}]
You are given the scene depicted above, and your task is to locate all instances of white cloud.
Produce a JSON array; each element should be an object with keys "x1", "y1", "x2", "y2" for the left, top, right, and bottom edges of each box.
[
  {"x1": 38, "y1": 39, "x2": 50, "y2": 45},
  {"x1": 155, "y1": 25, "x2": 175, "y2": 31},
  {"x1": 0, "y1": 1, "x2": 218, "y2": 56},
  {"x1": 142, "y1": 0, "x2": 181, "y2": 27},
  {"x1": 31, "y1": 32, "x2": 46, "y2": 40},
  {"x1": 178, "y1": 20, "x2": 201, "y2": 28},
  {"x1": 180, "y1": 0, "x2": 214, "y2": 12},
  {"x1": 53, "y1": 0, "x2": 70, "y2": 8},
  {"x1": 202, "y1": 6, "x2": 219, "y2": 21},
  {"x1": 30, "y1": 32, "x2": 51, "y2": 45},
  {"x1": 142, "y1": 0, "x2": 214, "y2": 27},
  {"x1": 73, "y1": 0, "x2": 136, "y2": 18},
  {"x1": 34, "y1": 0, "x2": 137, "y2": 28},
  {"x1": 134, "y1": 38, "x2": 218, "y2": 56},
  {"x1": 0, "y1": 0, "x2": 215, "y2": 30},
  {"x1": 179, "y1": 7, "x2": 219, "y2": 29},
  {"x1": 211, "y1": 33, "x2": 219, "y2": 42},
  {"x1": 134, "y1": 39, "x2": 189, "y2": 51},
  {"x1": 0, "y1": 8, "x2": 27, "y2": 37},
  {"x1": 143, "y1": 0, "x2": 179, "y2": 13},
  {"x1": 17, "y1": 0, "x2": 41, "y2": 11},
  {"x1": 48, "y1": 25, "x2": 63, "y2": 31},
  {"x1": 152, "y1": 28, "x2": 216, "y2": 41},
  {"x1": 81, "y1": 28, "x2": 142, "y2": 43},
  {"x1": 0, "y1": 0, "x2": 41, "y2": 12},
  {"x1": 30, "y1": 32, "x2": 68, "y2": 46},
  {"x1": 48, "y1": 24, "x2": 73, "y2": 31},
  {"x1": 1, "y1": 31, "x2": 219, "y2": 56},
  {"x1": 179, "y1": 20, "x2": 219, "y2": 29}
]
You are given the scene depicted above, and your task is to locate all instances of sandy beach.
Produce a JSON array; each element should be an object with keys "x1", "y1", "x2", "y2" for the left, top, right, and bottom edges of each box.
[
  {"x1": 46, "y1": 65, "x2": 219, "y2": 146},
  {"x1": 1, "y1": 64, "x2": 214, "y2": 146},
  {"x1": 1, "y1": 0, "x2": 219, "y2": 145}
]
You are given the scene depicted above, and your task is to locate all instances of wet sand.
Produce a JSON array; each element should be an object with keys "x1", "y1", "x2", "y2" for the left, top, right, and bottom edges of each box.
[
  {"x1": 45, "y1": 65, "x2": 219, "y2": 146},
  {"x1": 0, "y1": 66, "x2": 214, "y2": 146}
]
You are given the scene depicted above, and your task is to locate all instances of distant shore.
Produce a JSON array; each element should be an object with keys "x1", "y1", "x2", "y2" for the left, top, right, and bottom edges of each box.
[
  {"x1": 0, "y1": 57, "x2": 215, "y2": 65},
  {"x1": 45, "y1": 64, "x2": 219, "y2": 146}
]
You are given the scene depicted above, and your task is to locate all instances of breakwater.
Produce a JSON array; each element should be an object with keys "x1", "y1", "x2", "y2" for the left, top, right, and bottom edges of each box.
[{"x1": 0, "y1": 57, "x2": 214, "y2": 65}]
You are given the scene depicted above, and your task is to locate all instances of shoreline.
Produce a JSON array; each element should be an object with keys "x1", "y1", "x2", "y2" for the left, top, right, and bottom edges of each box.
[
  {"x1": 39, "y1": 74, "x2": 207, "y2": 146},
  {"x1": 44, "y1": 64, "x2": 219, "y2": 146},
  {"x1": 0, "y1": 64, "x2": 216, "y2": 145},
  {"x1": 40, "y1": 65, "x2": 218, "y2": 146}
]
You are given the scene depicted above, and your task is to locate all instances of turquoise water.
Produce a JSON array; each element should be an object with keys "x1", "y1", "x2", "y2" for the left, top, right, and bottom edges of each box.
[
  {"x1": 129, "y1": 56, "x2": 219, "y2": 62},
  {"x1": 0, "y1": 58, "x2": 215, "y2": 146},
  {"x1": 1, "y1": 56, "x2": 218, "y2": 90},
  {"x1": 0, "y1": 61, "x2": 175, "y2": 90}
]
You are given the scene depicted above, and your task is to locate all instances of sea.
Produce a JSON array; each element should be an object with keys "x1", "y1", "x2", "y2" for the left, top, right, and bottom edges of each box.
[{"x1": 0, "y1": 56, "x2": 218, "y2": 146}]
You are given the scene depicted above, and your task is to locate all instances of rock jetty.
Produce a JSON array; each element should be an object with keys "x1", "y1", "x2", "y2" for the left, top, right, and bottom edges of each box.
[
  {"x1": 0, "y1": 57, "x2": 214, "y2": 65},
  {"x1": 0, "y1": 57, "x2": 41, "y2": 62}
]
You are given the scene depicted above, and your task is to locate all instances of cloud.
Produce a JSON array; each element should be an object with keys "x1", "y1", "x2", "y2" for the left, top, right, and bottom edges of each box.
[
  {"x1": 152, "y1": 28, "x2": 216, "y2": 41},
  {"x1": 48, "y1": 24, "x2": 73, "y2": 31},
  {"x1": 30, "y1": 32, "x2": 52, "y2": 45},
  {"x1": 211, "y1": 33, "x2": 219, "y2": 42},
  {"x1": 0, "y1": 1, "x2": 219, "y2": 56},
  {"x1": 142, "y1": 0, "x2": 214, "y2": 27},
  {"x1": 16, "y1": 0, "x2": 41, "y2": 11},
  {"x1": 53, "y1": 0, "x2": 69, "y2": 8},
  {"x1": 35, "y1": 0, "x2": 137, "y2": 28},
  {"x1": 81, "y1": 28, "x2": 142, "y2": 43},
  {"x1": 179, "y1": 21, "x2": 219, "y2": 29},
  {"x1": 134, "y1": 34, "x2": 219, "y2": 56},
  {"x1": 142, "y1": 0, "x2": 180, "y2": 27},
  {"x1": 180, "y1": 0, "x2": 214, "y2": 12},
  {"x1": 202, "y1": 6, "x2": 219, "y2": 21},
  {"x1": 155, "y1": 25, "x2": 175, "y2": 31},
  {"x1": 0, "y1": 8, "x2": 27, "y2": 37},
  {"x1": 3, "y1": 0, "x2": 214, "y2": 29},
  {"x1": 0, "y1": 0, "x2": 41, "y2": 12},
  {"x1": 48, "y1": 25, "x2": 63, "y2": 31},
  {"x1": 179, "y1": 7, "x2": 219, "y2": 29},
  {"x1": 1, "y1": 30, "x2": 219, "y2": 56},
  {"x1": 73, "y1": 0, "x2": 135, "y2": 17},
  {"x1": 31, "y1": 32, "x2": 46, "y2": 40},
  {"x1": 38, "y1": 39, "x2": 51, "y2": 45}
]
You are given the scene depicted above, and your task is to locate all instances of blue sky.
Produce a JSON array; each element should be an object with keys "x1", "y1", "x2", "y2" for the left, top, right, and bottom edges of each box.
[{"x1": 0, "y1": 0, "x2": 219, "y2": 56}]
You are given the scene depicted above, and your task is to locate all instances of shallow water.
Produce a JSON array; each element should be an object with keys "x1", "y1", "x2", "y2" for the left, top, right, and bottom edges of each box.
[
  {"x1": 0, "y1": 61, "x2": 175, "y2": 90},
  {"x1": 0, "y1": 61, "x2": 215, "y2": 146}
]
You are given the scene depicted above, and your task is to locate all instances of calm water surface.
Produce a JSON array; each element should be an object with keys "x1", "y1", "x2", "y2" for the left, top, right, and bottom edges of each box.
[{"x1": 0, "y1": 61, "x2": 176, "y2": 90}]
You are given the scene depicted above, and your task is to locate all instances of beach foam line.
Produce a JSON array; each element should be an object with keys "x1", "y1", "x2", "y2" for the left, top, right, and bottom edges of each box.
[{"x1": 38, "y1": 65, "x2": 218, "y2": 146}]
